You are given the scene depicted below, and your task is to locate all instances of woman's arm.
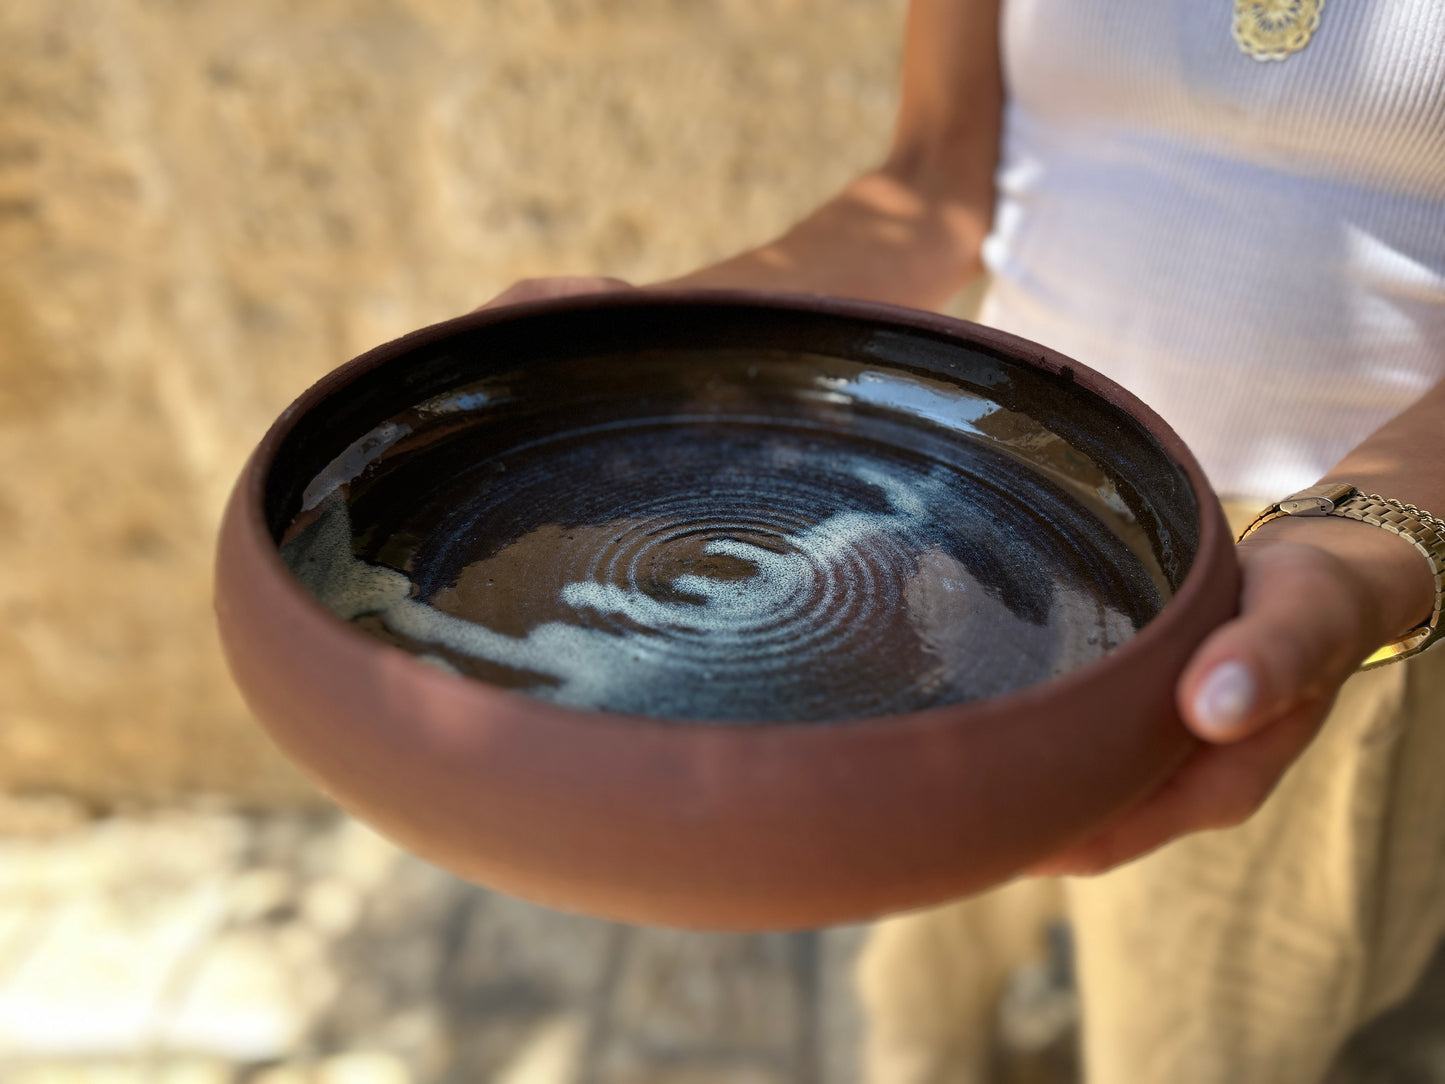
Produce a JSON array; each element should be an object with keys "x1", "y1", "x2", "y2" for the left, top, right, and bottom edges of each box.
[
  {"x1": 1245, "y1": 378, "x2": 1445, "y2": 655},
  {"x1": 663, "y1": 0, "x2": 1003, "y2": 309},
  {"x1": 485, "y1": 0, "x2": 1005, "y2": 314}
]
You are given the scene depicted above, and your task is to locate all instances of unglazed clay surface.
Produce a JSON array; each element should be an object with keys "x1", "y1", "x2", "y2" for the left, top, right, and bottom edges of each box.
[
  {"x1": 217, "y1": 294, "x2": 1237, "y2": 926},
  {"x1": 280, "y1": 351, "x2": 1169, "y2": 722}
]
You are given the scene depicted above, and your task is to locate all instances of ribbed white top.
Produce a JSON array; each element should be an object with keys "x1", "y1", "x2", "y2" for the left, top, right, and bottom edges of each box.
[{"x1": 980, "y1": 0, "x2": 1445, "y2": 499}]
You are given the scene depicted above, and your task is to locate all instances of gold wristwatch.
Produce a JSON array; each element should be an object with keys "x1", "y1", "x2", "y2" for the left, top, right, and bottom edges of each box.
[{"x1": 1237, "y1": 483, "x2": 1445, "y2": 670}]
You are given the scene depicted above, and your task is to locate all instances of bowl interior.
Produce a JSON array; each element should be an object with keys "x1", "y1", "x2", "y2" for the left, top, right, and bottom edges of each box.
[{"x1": 268, "y1": 299, "x2": 1200, "y2": 724}]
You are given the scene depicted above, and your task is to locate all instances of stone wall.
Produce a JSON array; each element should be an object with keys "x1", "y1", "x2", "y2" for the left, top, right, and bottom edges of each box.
[{"x1": 0, "y1": 0, "x2": 906, "y2": 805}]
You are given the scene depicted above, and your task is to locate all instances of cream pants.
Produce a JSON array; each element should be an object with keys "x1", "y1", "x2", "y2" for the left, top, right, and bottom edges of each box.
[{"x1": 858, "y1": 503, "x2": 1445, "y2": 1084}]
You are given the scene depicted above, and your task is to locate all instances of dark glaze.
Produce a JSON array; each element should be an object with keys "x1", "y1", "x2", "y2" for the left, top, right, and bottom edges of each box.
[{"x1": 280, "y1": 345, "x2": 1184, "y2": 723}]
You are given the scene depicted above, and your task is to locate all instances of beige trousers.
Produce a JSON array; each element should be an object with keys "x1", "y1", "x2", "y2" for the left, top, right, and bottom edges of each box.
[{"x1": 859, "y1": 503, "x2": 1445, "y2": 1084}]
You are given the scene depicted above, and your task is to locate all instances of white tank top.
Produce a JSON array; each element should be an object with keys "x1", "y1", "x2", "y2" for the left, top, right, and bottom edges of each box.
[{"x1": 980, "y1": 0, "x2": 1445, "y2": 500}]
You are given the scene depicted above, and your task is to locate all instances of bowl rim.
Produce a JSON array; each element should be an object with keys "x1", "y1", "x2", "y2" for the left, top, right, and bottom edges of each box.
[{"x1": 227, "y1": 287, "x2": 1233, "y2": 737}]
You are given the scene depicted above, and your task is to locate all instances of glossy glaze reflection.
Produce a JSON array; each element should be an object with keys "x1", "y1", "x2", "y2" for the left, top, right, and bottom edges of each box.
[{"x1": 281, "y1": 350, "x2": 1172, "y2": 723}]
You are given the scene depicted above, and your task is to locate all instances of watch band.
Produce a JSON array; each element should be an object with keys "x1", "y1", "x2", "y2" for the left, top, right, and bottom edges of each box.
[{"x1": 1238, "y1": 483, "x2": 1445, "y2": 669}]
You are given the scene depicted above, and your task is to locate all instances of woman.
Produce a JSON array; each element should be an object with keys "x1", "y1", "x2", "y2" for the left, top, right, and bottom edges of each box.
[{"x1": 488, "y1": 2, "x2": 1445, "y2": 1079}]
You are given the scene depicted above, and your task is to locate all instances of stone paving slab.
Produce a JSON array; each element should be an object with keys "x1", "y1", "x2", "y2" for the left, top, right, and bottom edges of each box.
[
  {"x1": 1, "y1": 802, "x2": 1443, "y2": 1084},
  {"x1": 0, "y1": 803, "x2": 871, "y2": 1084}
]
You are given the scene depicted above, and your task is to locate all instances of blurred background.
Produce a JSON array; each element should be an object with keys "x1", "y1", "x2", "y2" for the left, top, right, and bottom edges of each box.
[{"x1": 1, "y1": 1, "x2": 1442, "y2": 1082}]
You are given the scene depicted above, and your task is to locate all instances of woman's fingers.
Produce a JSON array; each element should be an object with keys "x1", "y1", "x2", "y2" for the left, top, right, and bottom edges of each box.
[
  {"x1": 1030, "y1": 696, "x2": 1332, "y2": 876},
  {"x1": 1177, "y1": 539, "x2": 1375, "y2": 744},
  {"x1": 475, "y1": 275, "x2": 635, "y2": 311},
  {"x1": 1032, "y1": 531, "x2": 1391, "y2": 876}
]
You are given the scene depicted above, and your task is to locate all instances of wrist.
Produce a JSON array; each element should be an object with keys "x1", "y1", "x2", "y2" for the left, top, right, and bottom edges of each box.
[{"x1": 1240, "y1": 514, "x2": 1436, "y2": 646}]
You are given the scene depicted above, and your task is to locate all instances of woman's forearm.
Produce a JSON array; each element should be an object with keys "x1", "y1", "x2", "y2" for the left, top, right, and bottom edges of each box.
[
  {"x1": 1249, "y1": 375, "x2": 1445, "y2": 649},
  {"x1": 659, "y1": 167, "x2": 989, "y2": 310},
  {"x1": 661, "y1": 0, "x2": 1003, "y2": 311},
  {"x1": 1321, "y1": 375, "x2": 1445, "y2": 518}
]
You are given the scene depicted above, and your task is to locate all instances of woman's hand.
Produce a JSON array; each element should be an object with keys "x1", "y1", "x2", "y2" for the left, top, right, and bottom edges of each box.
[{"x1": 1032, "y1": 513, "x2": 1436, "y2": 876}]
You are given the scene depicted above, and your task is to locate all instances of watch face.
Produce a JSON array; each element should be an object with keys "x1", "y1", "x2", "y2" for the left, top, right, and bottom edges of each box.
[{"x1": 1277, "y1": 483, "x2": 1358, "y2": 517}]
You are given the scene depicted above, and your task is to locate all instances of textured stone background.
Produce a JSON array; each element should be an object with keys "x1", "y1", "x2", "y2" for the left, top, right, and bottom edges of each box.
[
  {"x1": 0, "y1": 0, "x2": 904, "y2": 805},
  {"x1": 6, "y1": 5, "x2": 1445, "y2": 1082}
]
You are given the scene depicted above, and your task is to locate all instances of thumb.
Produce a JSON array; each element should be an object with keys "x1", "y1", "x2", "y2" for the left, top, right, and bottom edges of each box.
[{"x1": 1178, "y1": 540, "x2": 1374, "y2": 743}]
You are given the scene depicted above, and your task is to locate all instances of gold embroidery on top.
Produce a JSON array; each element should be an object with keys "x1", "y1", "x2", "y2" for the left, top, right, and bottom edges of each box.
[{"x1": 1233, "y1": 0, "x2": 1324, "y2": 61}]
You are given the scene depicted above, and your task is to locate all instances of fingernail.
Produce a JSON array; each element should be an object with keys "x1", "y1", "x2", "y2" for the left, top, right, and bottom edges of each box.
[{"x1": 1192, "y1": 660, "x2": 1256, "y2": 738}]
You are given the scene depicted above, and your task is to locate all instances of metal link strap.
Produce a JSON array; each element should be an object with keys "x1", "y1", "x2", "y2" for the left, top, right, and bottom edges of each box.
[
  {"x1": 1348, "y1": 494, "x2": 1445, "y2": 668},
  {"x1": 1236, "y1": 489, "x2": 1445, "y2": 669}
]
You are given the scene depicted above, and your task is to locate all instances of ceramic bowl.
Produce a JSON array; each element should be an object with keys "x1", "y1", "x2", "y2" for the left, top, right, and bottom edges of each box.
[{"x1": 214, "y1": 292, "x2": 1238, "y2": 929}]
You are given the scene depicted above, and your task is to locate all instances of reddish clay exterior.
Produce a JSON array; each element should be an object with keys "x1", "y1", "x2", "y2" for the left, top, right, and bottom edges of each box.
[{"x1": 214, "y1": 292, "x2": 1240, "y2": 931}]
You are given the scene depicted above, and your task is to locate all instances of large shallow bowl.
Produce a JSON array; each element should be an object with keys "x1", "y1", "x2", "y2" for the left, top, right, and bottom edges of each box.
[{"x1": 215, "y1": 291, "x2": 1238, "y2": 930}]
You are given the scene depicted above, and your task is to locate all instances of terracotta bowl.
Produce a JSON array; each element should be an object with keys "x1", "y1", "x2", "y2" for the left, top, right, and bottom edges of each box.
[{"x1": 215, "y1": 292, "x2": 1238, "y2": 930}]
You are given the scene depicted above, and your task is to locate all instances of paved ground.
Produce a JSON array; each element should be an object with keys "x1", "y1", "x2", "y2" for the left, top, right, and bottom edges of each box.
[
  {"x1": 0, "y1": 800, "x2": 867, "y2": 1084},
  {"x1": 0, "y1": 798, "x2": 1441, "y2": 1084}
]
